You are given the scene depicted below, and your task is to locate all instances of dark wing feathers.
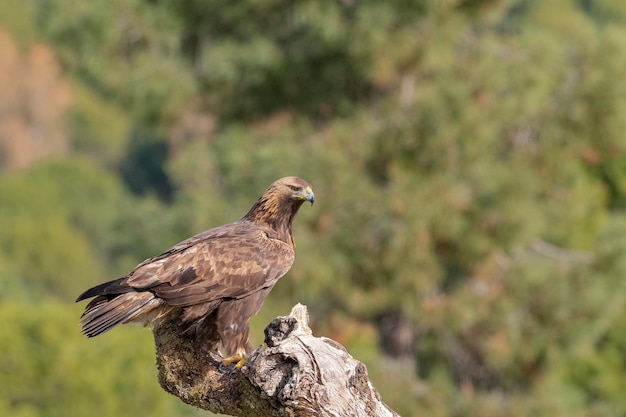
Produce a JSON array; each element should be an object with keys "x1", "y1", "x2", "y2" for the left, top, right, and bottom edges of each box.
[{"x1": 75, "y1": 277, "x2": 134, "y2": 302}]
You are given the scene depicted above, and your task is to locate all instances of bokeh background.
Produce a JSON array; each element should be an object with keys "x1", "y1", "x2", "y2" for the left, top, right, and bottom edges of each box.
[{"x1": 2, "y1": 1, "x2": 626, "y2": 416}]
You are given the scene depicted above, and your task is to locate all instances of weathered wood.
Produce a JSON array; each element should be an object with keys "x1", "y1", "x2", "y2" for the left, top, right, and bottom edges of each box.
[{"x1": 153, "y1": 304, "x2": 400, "y2": 417}]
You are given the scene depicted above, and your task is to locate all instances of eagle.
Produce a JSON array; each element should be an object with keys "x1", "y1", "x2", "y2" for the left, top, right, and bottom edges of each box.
[{"x1": 76, "y1": 176, "x2": 314, "y2": 366}]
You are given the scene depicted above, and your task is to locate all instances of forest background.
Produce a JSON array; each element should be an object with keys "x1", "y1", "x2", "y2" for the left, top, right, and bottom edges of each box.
[{"x1": 1, "y1": 1, "x2": 626, "y2": 416}]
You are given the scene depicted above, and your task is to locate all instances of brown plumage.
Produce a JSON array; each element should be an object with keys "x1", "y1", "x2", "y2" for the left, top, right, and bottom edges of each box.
[{"x1": 76, "y1": 177, "x2": 314, "y2": 358}]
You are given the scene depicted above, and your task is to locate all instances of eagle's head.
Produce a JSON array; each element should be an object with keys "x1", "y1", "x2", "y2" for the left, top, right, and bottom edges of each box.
[
  {"x1": 243, "y1": 177, "x2": 314, "y2": 240},
  {"x1": 272, "y1": 176, "x2": 315, "y2": 206}
]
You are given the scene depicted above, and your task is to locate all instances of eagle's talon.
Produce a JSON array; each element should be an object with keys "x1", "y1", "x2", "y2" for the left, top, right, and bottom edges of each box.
[{"x1": 222, "y1": 353, "x2": 248, "y2": 369}]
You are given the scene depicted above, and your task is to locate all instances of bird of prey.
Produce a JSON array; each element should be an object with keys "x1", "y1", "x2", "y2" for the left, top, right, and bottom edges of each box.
[{"x1": 76, "y1": 176, "x2": 314, "y2": 366}]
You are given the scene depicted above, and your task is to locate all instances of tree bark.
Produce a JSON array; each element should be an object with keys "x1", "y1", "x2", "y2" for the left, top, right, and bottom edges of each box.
[{"x1": 153, "y1": 303, "x2": 400, "y2": 417}]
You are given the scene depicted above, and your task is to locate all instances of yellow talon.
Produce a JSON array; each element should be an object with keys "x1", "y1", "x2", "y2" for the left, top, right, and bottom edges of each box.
[{"x1": 222, "y1": 353, "x2": 248, "y2": 369}]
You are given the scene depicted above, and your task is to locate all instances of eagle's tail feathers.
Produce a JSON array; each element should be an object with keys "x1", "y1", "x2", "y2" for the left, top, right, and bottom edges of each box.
[{"x1": 79, "y1": 292, "x2": 160, "y2": 337}]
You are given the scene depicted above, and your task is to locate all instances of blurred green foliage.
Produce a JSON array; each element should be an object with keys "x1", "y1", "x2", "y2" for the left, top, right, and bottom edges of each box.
[
  {"x1": 1, "y1": 0, "x2": 626, "y2": 416},
  {"x1": 0, "y1": 301, "x2": 206, "y2": 417}
]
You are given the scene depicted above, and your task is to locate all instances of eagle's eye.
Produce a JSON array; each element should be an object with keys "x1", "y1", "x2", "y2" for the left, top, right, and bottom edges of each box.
[{"x1": 288, "y1": 185, "x2": 300, "y2": 191}]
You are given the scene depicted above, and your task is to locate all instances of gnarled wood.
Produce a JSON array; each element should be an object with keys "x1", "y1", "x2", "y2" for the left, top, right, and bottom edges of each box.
[{"x1": 154, "y1": 304, "x2": 400, "y2": 417}]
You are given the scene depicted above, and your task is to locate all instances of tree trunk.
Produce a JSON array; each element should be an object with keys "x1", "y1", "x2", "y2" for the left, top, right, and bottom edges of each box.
[{"x1": 153, "y1": 303, "x2": 400, "y2": 417}]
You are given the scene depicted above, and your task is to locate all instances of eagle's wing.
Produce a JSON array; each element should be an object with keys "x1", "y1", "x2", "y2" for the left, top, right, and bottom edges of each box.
[{"x1": 123, "y1": 221, "x2": 295, "y2": 307}]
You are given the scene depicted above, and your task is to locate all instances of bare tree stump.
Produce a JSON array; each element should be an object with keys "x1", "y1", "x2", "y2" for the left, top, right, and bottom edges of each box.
[{"x1": 154, "y1": 303, "x2": 400, "y2": 417}]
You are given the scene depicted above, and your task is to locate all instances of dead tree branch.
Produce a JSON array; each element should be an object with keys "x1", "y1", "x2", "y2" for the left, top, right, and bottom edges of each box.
[{"x1": 153, "y1": 303, "x2": 400, "y2": 417}]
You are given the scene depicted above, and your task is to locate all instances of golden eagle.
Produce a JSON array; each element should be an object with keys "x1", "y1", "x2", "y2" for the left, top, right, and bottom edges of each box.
[{"x1": 76, "y1": 177, "x2": 314, "y2": 365}]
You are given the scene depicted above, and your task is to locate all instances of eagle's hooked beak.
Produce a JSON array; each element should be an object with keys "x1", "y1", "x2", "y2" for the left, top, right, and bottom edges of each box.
[{"x1": 297, "y1": 186, "x2": 315, "y2": 205}]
